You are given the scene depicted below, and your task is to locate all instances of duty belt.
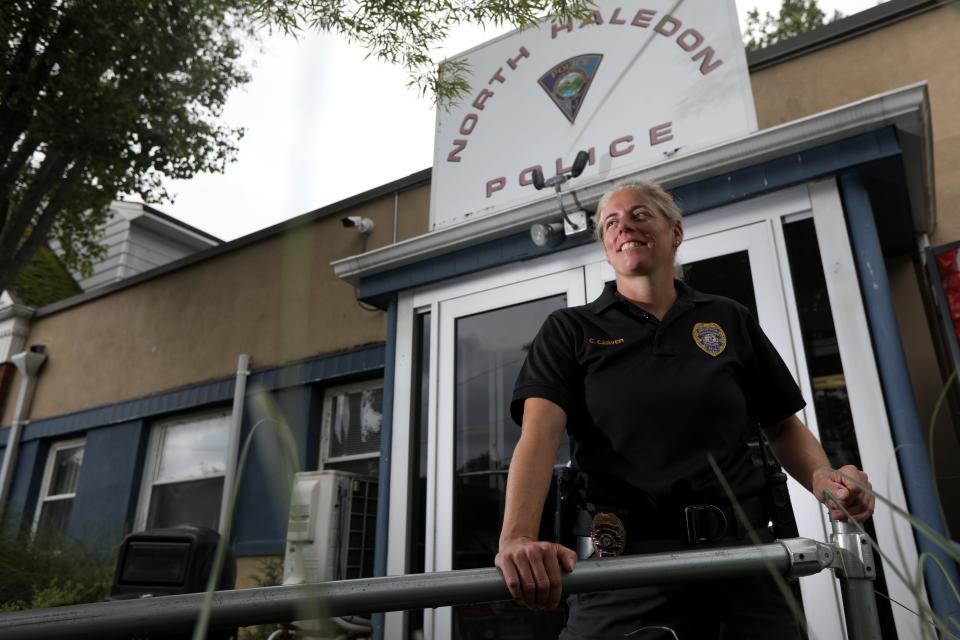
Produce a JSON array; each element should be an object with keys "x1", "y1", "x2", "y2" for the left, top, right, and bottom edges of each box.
[{"x1": 575, "y1": 494, "x2": 769, "y2": 558}]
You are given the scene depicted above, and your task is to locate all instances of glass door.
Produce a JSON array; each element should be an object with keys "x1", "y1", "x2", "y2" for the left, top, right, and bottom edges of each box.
[{"x1": 432, "y1": 266, "x2": 587, "y2": 639}]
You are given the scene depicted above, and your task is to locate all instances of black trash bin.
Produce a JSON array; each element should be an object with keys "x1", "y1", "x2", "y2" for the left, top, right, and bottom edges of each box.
[{"x1": 108, "y1": 524, "x2": 236, "y2": 639}]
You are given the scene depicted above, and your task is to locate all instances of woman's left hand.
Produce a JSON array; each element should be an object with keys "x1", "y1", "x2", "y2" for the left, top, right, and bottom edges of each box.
[{"x1": 812, "y1": 465, "x2": 875, "y2": 522}]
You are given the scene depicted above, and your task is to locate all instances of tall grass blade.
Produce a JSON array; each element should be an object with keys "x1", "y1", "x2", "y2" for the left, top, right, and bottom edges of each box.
[
  {"x1": 191, "y1": 390, "x2": 302, "y2": 640},
  {"x1": 706, "y1": 453, "x2": 811, "y2": 638}
]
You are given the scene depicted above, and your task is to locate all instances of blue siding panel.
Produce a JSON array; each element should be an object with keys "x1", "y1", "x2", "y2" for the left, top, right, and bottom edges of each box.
[
  {"x1": 763, "y1": 154, "x2": 803, "y2": 186},
  {"x1": 732, "y1": 165, "x2": 768, "y2": 198},
  {"x1": 5, "y1": 440, "x2": 45, "y2": 533},
  {"x1": 68, "y1": 420, "x2": 149, "y2": 549},
  {"x1": 232, "y1": 386, "x2": 315, "y2": 556}
]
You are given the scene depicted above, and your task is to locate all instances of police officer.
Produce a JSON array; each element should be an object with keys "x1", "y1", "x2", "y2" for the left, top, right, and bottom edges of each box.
[{"x1": 495, "y1": 180, "x2": 875, "y2": 639}]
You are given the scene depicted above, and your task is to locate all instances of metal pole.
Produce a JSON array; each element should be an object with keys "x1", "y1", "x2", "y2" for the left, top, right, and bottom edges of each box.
[
  {"x1": 219, "y1": 353, "x2": 249, "y2": 535},
  {"x1": 0, "y1": 541, "x2": 821, "y2": 640},
  {"x1": 833, "y1": 521, "x2": 883, "y2": 640}
]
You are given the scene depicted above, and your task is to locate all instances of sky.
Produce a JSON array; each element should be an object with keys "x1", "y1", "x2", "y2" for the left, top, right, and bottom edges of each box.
[{"x1": 159, "y1": 0, "x2": 886, "y2": 241}]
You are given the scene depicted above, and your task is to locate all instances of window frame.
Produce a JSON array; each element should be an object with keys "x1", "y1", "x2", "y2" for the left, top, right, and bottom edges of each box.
[
  {"x1": 32, "y1": 437, "x2": 86, "y2": 538},
  {"x1": 135, "y1": 408, "x2": 231, "y2": 531},
  {"x1": 319, "y1": 379, "x2": 384, "y2": 470}
]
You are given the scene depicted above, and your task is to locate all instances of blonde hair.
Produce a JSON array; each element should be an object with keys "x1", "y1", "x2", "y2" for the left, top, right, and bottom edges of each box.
[
  {"x1": 594, "y1": 179, "x2": 685, "y2": 280},
  {"x1": 593, "y1": 179, "x2": 682, "y2": 242}
]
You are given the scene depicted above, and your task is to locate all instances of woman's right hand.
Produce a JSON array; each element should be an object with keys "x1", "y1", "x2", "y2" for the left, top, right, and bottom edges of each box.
[{"x1": 495, "y1": 536, "x2": 577, "y2": 609}]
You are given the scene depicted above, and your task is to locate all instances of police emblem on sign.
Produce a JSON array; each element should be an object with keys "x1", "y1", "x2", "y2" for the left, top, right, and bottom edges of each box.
[
  {"x1": 538, "y1": 54, "x2": 603, "y2": 124},
  {"x1": 693, "y1": 322, "x2": 727, "y2": 356}
]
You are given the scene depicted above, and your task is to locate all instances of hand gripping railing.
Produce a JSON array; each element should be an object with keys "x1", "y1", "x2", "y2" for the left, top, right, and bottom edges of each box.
[{"x1": 0, "y1": 523, "x2": 880, "y2": 640}]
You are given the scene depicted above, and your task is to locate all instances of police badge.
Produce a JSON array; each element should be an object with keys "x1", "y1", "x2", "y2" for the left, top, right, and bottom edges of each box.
[
  {"x1": 538, "y1": 54, "x2": 603, "y2": 124},
  {"x1": 692, "y1": 322, "x2": 727, "y2": 356},
  {"x1": 590, "y1": 512, "x2": 626, "y2": 557}
]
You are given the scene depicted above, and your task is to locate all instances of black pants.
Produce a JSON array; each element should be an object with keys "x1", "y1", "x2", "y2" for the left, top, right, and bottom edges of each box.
[{"x1": 559, "y1": 573, "x2": 803, "y2": 640}]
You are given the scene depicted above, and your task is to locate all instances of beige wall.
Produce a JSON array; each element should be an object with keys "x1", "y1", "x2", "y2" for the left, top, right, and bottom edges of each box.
[
  {"x1": 235, "y1": 555, "x2": 282, "y2": 590},
  {"x1": 3, "y1": 184, "x2": 431, "y2": 424},
  {"x1": 396, "y1": 186, "x2": 431, "y2": 242},
  {"x1": 750, "y1": 5, "x2": 960, "y2": 245}
]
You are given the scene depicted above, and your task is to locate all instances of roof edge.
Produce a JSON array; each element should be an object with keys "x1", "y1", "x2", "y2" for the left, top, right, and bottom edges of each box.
[
  {"x1": 34, "y1": 168, "x2": 432, "y2": 318},
  {"x1": 746, "y1": 0, "x2": 949, "y2": 71},
  {"x1": 332, "y1": 83, "x2": 931, "y2": 285}
]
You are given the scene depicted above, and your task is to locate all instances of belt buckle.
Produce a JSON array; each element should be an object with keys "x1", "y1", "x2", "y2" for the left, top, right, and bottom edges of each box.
[
  {"x1": 684, "y1": 504, "x2": 728, "y2": 544},
  {"x1": 590, "y1": 512, "x2": 626, "y2": 557}
]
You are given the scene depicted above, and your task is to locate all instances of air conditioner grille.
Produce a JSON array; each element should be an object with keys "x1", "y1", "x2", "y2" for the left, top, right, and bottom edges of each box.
[{"x1": 340, "y1": 476, "x2": 377, "y2": 580}]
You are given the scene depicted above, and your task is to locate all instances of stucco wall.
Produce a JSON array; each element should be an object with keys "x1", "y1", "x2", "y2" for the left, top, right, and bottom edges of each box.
[
  {"x1": 750, "y1": 4, "x2": 960, "y2": 245},
  {"x1": 3, "y1": 184, "x2": 430, "y2": 424}
]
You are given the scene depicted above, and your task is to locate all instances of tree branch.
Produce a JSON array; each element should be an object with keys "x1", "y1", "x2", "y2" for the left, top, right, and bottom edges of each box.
[
  {"x1": 0, "y1": 148, "x2": 68, "y2": 255},
  {"x1": 0, "y1": 132, "x2": 41, "y2": 228},
  {"x1": 0, "y1": 1, "x2": 69, "y2": 164},
  {"x1": 0, "y1": 163, "x2": 81, "y2": 293},
  {"x1": 14, "y1": 164, "x2": 81, "y2": 265}
]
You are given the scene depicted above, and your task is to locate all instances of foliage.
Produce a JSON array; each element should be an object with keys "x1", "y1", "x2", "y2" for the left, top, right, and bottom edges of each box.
[
  {"x1": 0, "y1": 531, "x2": 112, "y2": 612},
  {"x1": 241, "y1": 557, "x2": 286, "y2": 640},
  {"x1": 743, "y1": 0, "x2": 843, "y2": 51},
  {"x1": 0, "y1": 0, "x2": 253, "y2": 296},
  {"x1": 251, "y1": 0, "x2": 594, "y2": 104},
  {"x1": 9, "y1": 244, "x2": 81, "y2": 307}
]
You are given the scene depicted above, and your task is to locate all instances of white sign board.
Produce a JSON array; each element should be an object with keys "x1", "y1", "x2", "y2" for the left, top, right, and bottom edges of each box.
[{"x1": 430, "y1": 0, "x2": 757, "y2": 230}]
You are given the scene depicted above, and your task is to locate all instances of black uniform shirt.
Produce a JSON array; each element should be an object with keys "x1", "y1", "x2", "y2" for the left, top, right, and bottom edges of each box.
[{"x1": 511, "y1": 281, "x2": 806, "y2": 507}]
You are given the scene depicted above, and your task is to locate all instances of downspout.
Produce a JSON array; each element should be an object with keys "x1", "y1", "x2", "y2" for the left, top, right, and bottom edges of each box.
[
  {"x1": 371, "y1": 297, "x2": 398, "y2": 640},
  {"x1": 219, "y1": 354, "x2": 250, "y2": 536},
  {"x1": 0, "y1": 345, "x2": 47, "y2": 519},
  {"x1": 839, "y1": 172, "x2": 960, "y2": 630}
]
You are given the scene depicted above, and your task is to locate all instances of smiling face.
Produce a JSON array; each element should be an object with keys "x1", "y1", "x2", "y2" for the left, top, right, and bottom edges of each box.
[{"x1": 598, "y1": 187, "x2": 683, "y2": 279}]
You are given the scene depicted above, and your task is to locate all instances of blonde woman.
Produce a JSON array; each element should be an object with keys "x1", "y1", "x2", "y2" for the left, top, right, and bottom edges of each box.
[{"x1": 496, "y1": 180, "x2": 874, "y2": 639}]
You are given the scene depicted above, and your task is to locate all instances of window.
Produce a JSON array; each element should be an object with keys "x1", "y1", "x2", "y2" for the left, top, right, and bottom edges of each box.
[
  {"x1": 33, "y1": 438, "x2": 85, "y2": 542},
  {"x1": 136, "y1": 410, "x2": 230, "y2": 532},
  {"x1": 320, "y1": 380, "x2": 383, "y2": 477}
]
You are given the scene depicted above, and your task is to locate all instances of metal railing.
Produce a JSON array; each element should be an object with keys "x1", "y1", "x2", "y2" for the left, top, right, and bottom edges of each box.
[{"x1": 0, "y1": 522, "x2": 881, "y2": 640}]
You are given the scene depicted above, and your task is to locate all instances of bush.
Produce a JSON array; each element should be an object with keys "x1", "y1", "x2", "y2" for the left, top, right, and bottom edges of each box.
[{"x1": 0, "y1": 532, "x2": 113, "y2": 612}]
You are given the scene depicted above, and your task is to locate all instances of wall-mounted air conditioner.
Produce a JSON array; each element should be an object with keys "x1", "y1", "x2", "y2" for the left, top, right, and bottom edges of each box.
[{"x1": 282, "y1": 470, "x2": 377, "y2": 637}]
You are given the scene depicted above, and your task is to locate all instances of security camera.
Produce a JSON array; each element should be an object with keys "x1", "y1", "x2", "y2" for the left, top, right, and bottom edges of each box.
[{"x1": 341, "y1": 216, "x2": 374, "y2": 234}]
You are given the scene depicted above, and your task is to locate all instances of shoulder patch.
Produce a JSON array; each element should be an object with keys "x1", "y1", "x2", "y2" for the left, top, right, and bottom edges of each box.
[{"x1": 692, "y1": 322, "x2": 727, "y2": 356}]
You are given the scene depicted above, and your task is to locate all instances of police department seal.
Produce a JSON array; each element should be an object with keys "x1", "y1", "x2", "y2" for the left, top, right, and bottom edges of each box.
[{"x1": 692, "y1": 322, "x2": 727, "y2": 356}]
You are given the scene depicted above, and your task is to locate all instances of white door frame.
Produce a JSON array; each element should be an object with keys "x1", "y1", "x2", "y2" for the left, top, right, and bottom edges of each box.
[
  {"x1": 388, "y1": 263, "x2": 589, "y2": 638},
  {"x1": 809, "y1": 178, "x2": 929, "y2": 640},
  {"x1": 435, "y1": 267, "x2": 586, "y2": 639}
]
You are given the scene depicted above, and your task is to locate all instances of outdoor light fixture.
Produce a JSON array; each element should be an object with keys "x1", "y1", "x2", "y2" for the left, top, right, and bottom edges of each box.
[
  {"x1": 528, "y1": 149, "x2": 592, "y2": 246},
  {"x1": 530, "y1": 222, "x2": 565, "y2": 248},
  {"x1": 341, "y1": 216, "x2": 374, "y2": 234},
  {"x1": 530, "y1": 149, "x2": 591, "y2": 193}
]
